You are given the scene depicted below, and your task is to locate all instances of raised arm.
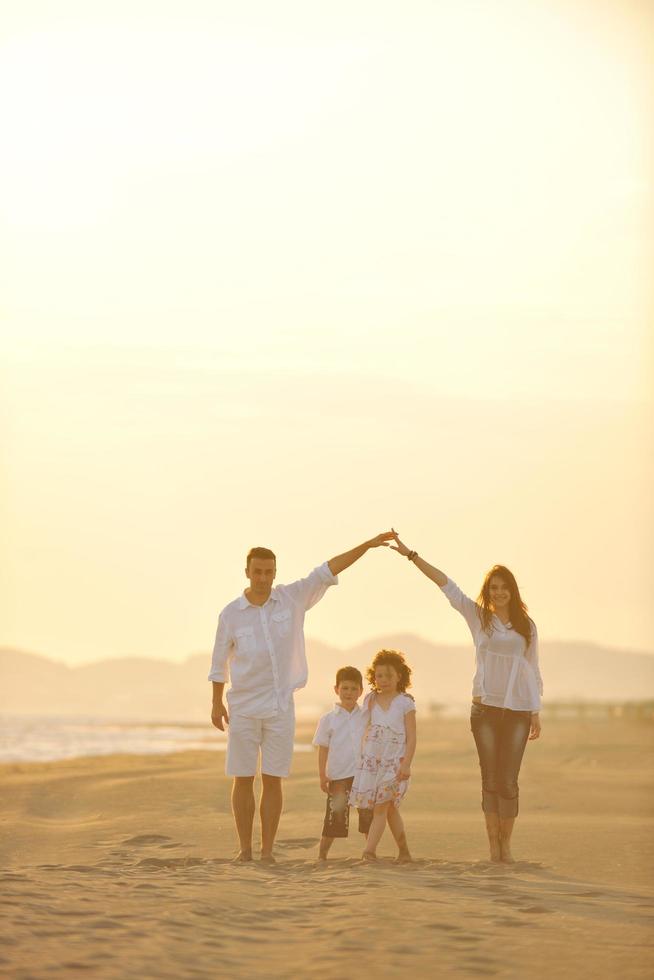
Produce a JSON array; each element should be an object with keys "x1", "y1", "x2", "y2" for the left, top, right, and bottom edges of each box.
[
  {"x1": 284, "y1": 533, "x2": 394, "y2": 611},
  {"x1": 390, "y1": 529, "x2": 481, "y2": 637},
  {"x1": 389, "y1": 529, "x2": 447, "y2": 586},
  {"x1": 327, "y1": 531, "x2": 394, "y2": 576}
]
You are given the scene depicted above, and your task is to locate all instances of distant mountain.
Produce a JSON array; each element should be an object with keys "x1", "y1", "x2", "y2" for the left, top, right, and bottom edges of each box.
[
  {"x1": 296, "y1": 636, "x2": 654, "y2": 716},
  {"x1": 1, "y1": 638, "x2": 653, "y2": 722}
]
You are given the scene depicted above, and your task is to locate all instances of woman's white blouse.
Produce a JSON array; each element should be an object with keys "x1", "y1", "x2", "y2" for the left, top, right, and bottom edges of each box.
[{"x1": 440, "y1": 578, "x2": 543, "y2": 712}]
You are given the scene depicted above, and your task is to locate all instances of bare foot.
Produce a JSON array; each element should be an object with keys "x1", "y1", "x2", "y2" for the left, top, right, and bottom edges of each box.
[
  {"x1": 500, "y1": 840, "x2": 515, "y2": 864},
  {"x1": 489, "y1": 839, "x2": 502, "y2": 863},
  {"x1": 233, "y1": 851, "x2": 253, "y2": 863},
  {"x1": 361, "y1": 851, "x2": 377, "y2": 862},
  {"x1": 395, "y1": 850, "x2": 413, "y2": 864},
  {"x1": 260, "y1": 853, "x2": 277, "y2": 865}
]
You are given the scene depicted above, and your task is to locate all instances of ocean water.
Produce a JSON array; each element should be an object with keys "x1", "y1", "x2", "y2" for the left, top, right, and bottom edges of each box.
[{"x1": 0, "y1": 715, "x2": 313, "y2": 764}]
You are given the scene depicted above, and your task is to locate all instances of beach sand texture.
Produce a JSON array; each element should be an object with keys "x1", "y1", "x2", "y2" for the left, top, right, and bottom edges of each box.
[{"x1": 1, "y1": 715, "x2": 652, "y2": 979}]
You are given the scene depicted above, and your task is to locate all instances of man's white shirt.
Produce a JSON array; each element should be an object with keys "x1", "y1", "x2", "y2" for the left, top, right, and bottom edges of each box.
[
  {"x1": 312, "y1": 704, "x2": 367, "y2": 780},
  {"x1": 208, "y1": 562, "x2": 338, "y2": 719}
]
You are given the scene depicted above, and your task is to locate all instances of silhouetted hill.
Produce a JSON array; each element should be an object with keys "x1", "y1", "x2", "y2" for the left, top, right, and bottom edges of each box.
[{"x1": 1, "y1": 638, "x2": 653, "y2": 722}]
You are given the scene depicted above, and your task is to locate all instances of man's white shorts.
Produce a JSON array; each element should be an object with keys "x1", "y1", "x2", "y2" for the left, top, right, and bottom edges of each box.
[{"x1": 226, "y1": 702, "x2": 296, "y2": 778}]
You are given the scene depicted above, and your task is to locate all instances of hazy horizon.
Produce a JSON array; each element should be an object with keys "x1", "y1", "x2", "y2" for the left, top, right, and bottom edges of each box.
[
  {"x1": 4, "y1": 636, "x2": 653, "y2": 726},
  {"x1": 3, "y1": 628, "x2": 654, "y2": 669}
]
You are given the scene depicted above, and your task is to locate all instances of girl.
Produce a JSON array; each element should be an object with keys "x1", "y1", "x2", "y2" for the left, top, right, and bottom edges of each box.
[
  {"x1": 349, "y1": 649, "x2": 417, "y2": 862},
  {"x1": 390, "y1": 529, "x2": 542, "y2": 863}
]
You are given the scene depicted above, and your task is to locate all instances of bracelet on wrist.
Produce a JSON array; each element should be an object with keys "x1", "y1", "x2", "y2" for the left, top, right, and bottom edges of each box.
[{"x1": 407, "y1": 550, "x2": 418, "y2": 562}]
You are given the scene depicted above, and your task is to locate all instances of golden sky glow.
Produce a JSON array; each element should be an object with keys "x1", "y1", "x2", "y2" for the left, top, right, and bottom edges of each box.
[{"x1": 1, "y1": 0, "x2": 652, "y2": 664}]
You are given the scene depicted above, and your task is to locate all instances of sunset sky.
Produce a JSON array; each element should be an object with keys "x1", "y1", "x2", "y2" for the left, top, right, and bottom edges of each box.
[{"x1": 1, "y1": 0, "x2": 652, "y2": 666}]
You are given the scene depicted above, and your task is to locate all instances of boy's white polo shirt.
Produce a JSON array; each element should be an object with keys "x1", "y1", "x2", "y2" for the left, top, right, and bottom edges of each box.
[{"x1": 312, "y1": 703, "x2": 367, "y2": 780}]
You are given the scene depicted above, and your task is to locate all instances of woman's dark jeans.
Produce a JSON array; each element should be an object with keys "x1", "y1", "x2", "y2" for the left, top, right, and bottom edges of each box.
[{"x1": 470, "y1": 703, "x2": 531, "y2": 819}]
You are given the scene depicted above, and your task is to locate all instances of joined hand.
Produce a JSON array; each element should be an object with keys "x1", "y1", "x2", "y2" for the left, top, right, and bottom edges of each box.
[
  {"x1": 368, "y1": 531, "x2": 395, "y2": 548},
  {"x1": 390, "y1": 528, "x2": 411, "y2": 557}
]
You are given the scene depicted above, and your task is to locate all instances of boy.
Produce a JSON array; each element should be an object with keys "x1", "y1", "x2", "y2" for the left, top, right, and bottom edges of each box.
[{"x1": 312, "y1": 666, "x2": 372, "y2": 860}]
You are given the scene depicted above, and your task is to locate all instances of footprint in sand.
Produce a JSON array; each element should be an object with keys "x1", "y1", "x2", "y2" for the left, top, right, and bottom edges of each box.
[
  {"x1": 86, "y1": 919, "x2": 125, "y2": 930},
  {"x1": 493, "y1": 917, "x2": 530, "y2": 928},
  {"x1": 492, "y1": 895, "x2": 526, "y2": 908},
  {"x1": 51, "y1": 910, "x2": 102, "y2": 918},
  {"x1": 275, "y1": 838, "x2": 320, "y2": 849},
  {"x1": 123, "y1": 834, "x2": 172, "y2": 846},
  {"x1": 137, "y1": 857, "x2": 205, "y2": 869}
]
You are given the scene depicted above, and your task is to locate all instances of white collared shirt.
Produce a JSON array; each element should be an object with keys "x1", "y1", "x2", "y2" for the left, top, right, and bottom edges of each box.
[
  {"x1": 440, "y1": 577, "x2": 543, "y2": 712},
  {"x1": 208, "y1": 562, "x2": 338, "y2": 719},
  {"x1": 312, "y1": 703, "x2": 368, "y2": 780}
]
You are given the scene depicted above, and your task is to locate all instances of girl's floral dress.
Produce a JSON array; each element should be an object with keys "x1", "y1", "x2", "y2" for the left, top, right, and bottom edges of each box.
[{"x1": 349, "y1": 692, "x2": 416, "y2": 811}]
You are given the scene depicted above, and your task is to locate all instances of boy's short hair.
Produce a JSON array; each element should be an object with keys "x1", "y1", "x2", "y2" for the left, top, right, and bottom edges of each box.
[
  {"x1": 335, "y1": 666, "x2": 363, "y2": 688},
  {"x1": 246, "y1": 547, "x2": 276, "y2": 569}
]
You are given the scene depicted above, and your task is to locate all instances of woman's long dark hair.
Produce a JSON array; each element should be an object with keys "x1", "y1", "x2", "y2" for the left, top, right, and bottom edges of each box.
[{"x1": 477, "y1": 565, "x2": 534, "y2": 647}]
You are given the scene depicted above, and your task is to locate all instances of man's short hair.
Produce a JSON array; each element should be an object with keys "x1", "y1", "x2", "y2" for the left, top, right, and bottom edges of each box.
[
  {"x1": 335, "y1": 666, "x2": 363, "y2": 688},
  {"x1": 246, "y1": 547, "x2": 276, "y2": 569}
]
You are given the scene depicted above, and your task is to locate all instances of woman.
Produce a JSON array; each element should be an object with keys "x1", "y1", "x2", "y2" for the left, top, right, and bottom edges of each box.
[{"x1": 390, "y1": 529, "x2": 542, "y2": 863}]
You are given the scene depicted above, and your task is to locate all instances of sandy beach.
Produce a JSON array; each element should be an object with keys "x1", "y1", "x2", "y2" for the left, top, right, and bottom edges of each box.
[{"x1": 1, "y1": 714, "x2": 652, "y2": 979}]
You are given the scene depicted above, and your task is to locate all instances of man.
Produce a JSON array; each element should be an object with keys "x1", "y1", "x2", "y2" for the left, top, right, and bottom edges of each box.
[{"x1": 209, "y1": 533, "x2": 392, "y2": 863}]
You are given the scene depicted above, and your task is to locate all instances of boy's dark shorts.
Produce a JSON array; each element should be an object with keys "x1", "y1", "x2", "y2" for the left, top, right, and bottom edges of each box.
[{"x1": 322, "y1": 776, "x2": 374, "y2": 839}]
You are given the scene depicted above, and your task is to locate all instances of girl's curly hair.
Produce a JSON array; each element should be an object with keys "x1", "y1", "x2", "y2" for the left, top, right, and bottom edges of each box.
[{"x1": 366, "y1": 649, "x2": 412, "y2": 693}]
